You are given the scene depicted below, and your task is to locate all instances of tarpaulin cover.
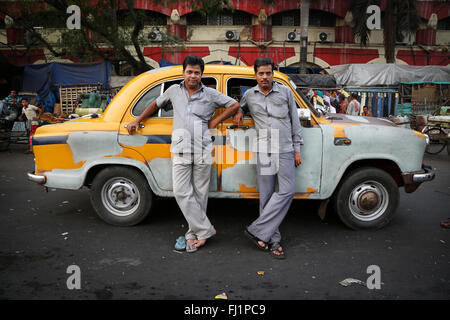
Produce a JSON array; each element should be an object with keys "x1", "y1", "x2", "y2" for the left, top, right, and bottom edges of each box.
[
  {"x1": 288, "y1": 74, "x2": 337, "y2": 88},
  {"x1": 109, "y1": 75, "x2": 135, "y2": 88},
  {"x1": 331, "y1": 64, "x2": 450, "y2": 86},
  {"x1": 21, "y1": 61, "x2": 111, "y2": 100}
]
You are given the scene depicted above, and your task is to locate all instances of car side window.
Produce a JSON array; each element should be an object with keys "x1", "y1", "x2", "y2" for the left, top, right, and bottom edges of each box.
[
  {"x1": 226, "y1": 77, "x2": 257, "y2": 118},
  {"x1": 159, "y1": 79, "x2": 182, "y2": 117},
  {"x1": 131, "y1": 83, "x2": 162, "y2": 117},
  {"x1": 159, "y1": 77, "x2": 218, "y2": 118}
]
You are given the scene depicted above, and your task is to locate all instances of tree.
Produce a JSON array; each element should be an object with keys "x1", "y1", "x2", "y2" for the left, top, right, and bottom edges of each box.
[
  {"x1": 351, "y1": 0, "x2": 421, "y2": 63},
  {"x1": 0, "y1": 0, "x2": 232, "y2": 74}
]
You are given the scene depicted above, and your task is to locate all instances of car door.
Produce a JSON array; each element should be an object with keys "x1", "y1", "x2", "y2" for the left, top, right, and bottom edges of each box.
[
  {"x1": 118, "y1": 76, "x2": 220, "y2": 192},
  {"x1": 219, "y1": 75, "x2": 323, "y2": 198}
]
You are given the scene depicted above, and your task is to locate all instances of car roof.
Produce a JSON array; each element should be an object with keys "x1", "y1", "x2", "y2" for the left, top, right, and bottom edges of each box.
[
  {"x1": 143, "y1": 64, "x2": 289, "y2": 79},
  {"x1": 102, "y1": 64, "x2": 290, "y2": 121}
]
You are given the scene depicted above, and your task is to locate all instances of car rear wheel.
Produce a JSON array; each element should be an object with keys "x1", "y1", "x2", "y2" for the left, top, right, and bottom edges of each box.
[
  {"x1": 90, "y1": 166, "x2": 153, "y2": 226},
  {"x1": 333, "y1": 167, "x2": 399, "y2": 230}
]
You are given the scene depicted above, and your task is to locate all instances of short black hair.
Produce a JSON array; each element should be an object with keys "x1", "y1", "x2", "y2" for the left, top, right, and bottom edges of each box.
[
  {"x1": 183, "y1": 55, "x2": 204, "y2": 73},
  {"x1": 21, "y1": 97, "x2": 29, "y2": 102},
  {"x1": 254, "y1": 58, "x2": 275, "y2": 73}
]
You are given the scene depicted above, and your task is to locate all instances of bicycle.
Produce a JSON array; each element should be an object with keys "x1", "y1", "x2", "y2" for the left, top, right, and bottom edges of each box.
[{"x1": 422, "y1": 116, "x2": 450, "y2": 155}]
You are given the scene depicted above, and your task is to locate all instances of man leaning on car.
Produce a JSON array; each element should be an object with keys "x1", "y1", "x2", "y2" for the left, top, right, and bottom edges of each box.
[
  {"x1": 234, "y1": 57, "x2": 303, "y2": 259},
  {"x1": 127, "y1": 55, "x2": 240, "y2": 253}
]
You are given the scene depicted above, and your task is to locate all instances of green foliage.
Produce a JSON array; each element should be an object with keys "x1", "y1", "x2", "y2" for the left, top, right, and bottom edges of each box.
[
  {"x1": 350, "y1": 0, "x2": 380, "y2": 46},
  {"x1": 2, "y1": 0, "x2": 232, "y2": 72}
]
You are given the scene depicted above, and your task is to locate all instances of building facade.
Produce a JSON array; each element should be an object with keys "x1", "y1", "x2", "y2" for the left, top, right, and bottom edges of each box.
[{"x1": 0, "y1": 0, "x2": 449, "y2": 75}]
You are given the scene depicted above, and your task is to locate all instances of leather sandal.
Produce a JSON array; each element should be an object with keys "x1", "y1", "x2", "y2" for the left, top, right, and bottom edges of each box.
[
  {"x1": 269, "y1": 242, "x2": 286, "y2": 259},
  {"x1": 244, "y1": 228, "x2": 268, "y2": 251}
]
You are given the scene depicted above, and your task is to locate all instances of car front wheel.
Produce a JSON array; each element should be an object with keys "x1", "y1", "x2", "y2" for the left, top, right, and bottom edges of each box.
[
  {"x1": 333, "y1": 167, "x2": 399, "y2": 230},
  {"x1": 90, "y1": 166, "x2": 153, "y2": 226}
]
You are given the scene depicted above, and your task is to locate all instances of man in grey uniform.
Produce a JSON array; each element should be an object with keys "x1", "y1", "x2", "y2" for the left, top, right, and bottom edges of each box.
[
  {"x1": 233, "y1": 58, "x2": 303, "y2": 259},
  {"x1": 127, "y1": 56, "x2": 240, "y2": 252}
]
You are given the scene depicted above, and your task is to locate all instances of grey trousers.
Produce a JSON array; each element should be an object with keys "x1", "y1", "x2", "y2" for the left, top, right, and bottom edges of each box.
[
  {"x1": 172, "y1": 153, "x2": 215, "y2": 241},
  {"x1": 247, "y1": 152, "x2": 296, "y2": 244}
]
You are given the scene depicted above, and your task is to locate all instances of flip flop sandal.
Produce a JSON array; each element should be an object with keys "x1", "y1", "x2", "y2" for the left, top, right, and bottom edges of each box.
[
  {"x1": 174, "y1": 236, "x2": 186, "y2": 251},
  {"x1": 269, "y1": 242, "x2": 286, "y2": 260},
  {"x1": 186, "y1": 241, "x2": 198, "y2": 253},
  {"x1": 244, "y1": 228, "x2": 269, "y2": 251}
]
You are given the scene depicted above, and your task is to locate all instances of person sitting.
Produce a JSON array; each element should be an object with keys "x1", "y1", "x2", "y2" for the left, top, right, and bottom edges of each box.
[
  {"x1": 1, "y1": 90, "x2": 22, "y2": 121},
  {"x1": 36, "y1": 90, "x2": 56, "y2": 114},
  {"x1": 361, "y1": 105, "x2": 372, "y2": 117}
]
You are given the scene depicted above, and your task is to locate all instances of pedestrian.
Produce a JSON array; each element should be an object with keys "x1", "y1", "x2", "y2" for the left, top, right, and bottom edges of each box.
[
  {"x1": 338, "y1": 94, "x2": 348, "y2": 114},
  {"x1": 18, "y1": 97, "x2": 42, "y2": 153},
  {"x1": 233, "y1": 58, "x2": 303, "y2": 259},
  {"x1": 126, "y1": 56, "x2": 240, "y2": 252},
  {"x1": 346, "y1": 93, "x2": 360, "y2": 116}
]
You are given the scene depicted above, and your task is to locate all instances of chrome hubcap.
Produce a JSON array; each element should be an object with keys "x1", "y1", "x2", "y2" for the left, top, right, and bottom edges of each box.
[
  {"x1": 101, "y1": 177, "x2": 140, "y2": 217},
  {"x1": 348, "y1": 181, "x2": 388, "y2": 221}
]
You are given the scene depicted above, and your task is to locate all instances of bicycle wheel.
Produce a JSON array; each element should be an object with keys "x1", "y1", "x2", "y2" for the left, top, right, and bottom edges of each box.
[{"x1": 424, "y1": 127, "x2": 447, "y2": 154}]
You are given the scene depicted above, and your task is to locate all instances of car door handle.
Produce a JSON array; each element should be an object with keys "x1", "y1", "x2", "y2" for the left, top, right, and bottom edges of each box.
[
  {"x1": 124, "y1": 124, "x2": 145, "y2": 129},
  {"x1": 227, "y1": 125, "x2": 249, "y2": 130},
  {"x1": 334, "y1": 137, "x2": 351, "y2": 146}
]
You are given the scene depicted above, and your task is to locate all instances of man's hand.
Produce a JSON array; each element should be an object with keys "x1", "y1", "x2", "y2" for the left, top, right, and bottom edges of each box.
[
  {"x1": 233, "y1": 110, "x2": 243, "y2": 125},
  {"x1": 126, "y1": 120, "x2": 140, "y2": 134},
  {"x1": 294, "y1": 152, "x2": 302, "y2": 167}
]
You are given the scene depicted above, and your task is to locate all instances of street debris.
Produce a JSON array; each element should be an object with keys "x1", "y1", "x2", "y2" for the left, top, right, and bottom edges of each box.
[
  {"x1": 339, "y1": 278, "x2": 366, "y2": 287},
  {"x1": 215, "y1": 292, "x2": 228, "y2": 300}
]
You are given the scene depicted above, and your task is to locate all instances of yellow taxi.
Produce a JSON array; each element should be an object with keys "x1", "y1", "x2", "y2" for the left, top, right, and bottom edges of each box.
[{"x1": 28, "y1": 65, "x2": 434, "y2": 229}]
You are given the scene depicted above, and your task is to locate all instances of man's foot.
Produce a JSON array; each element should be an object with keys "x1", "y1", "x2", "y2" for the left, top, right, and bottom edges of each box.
[
  {"x1": 186, "y1": 239, "x2": 198, "y2": 253},
  {"x1": 193, "y1": 229, "x2": 216, "y2": 249},
  {"x1": 244, "y1": 228, "x2": 268, "y2": 251},
  {"x1": 269, "y1": 242, "x2": 286, "y2": 259}
]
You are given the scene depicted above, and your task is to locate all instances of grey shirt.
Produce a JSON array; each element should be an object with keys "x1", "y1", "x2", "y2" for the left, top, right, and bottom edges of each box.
[
  {"x1": 240, "y1": 82, "x2": 303, "y2": 153},
  {"x1": 156, "y1": 81, "x2": 237, "y2": 153}
]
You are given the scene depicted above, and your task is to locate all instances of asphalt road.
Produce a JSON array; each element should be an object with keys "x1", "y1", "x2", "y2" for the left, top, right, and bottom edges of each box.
[{"x1": 0, "y1": 143, "x2": 449, "y2": 301}]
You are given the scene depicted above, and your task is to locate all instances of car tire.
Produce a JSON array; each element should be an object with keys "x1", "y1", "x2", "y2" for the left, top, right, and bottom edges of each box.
[
  {"x1": 90, "y1": 166, "x2": 153, "y2": 226},
  {"x1": 333, "y1": 167, "x2": 399, "y2": 230}
]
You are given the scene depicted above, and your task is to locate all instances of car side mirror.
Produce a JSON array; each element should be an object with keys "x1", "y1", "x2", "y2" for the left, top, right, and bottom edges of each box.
[
  {"x1": 297, "y1": 108, "x2": 311, "y2": 121},
  {"x1": 298, "y1": 108, "x2": 313, "y2": 128}
]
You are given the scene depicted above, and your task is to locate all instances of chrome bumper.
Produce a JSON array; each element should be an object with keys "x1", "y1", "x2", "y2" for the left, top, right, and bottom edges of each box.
[
  {"x1": 27, "y1": 172, "x2": 46, "y2": 185},
  {"x1": 403, "y1": 165, "x2": 435, "y2": 193},
  {"x1": 412, "y1": 165, "x2": 435, "y2": 182}
]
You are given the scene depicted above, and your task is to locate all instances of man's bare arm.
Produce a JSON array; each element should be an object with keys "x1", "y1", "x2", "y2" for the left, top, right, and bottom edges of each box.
[
  {"x1": 208, "y1": 102, "x2": 240, "y2": 129},
  {"x1": 127, "y1": 100, "x2": 159, "y2": 134}
]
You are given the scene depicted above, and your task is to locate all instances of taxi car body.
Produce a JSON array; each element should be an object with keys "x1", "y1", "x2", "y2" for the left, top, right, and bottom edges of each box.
[{"x1": 28, "y1": 65, "x2": 435, "y2": 229}]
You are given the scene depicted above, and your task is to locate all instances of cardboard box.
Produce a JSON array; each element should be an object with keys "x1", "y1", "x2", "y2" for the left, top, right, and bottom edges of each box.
[
  {"x1": 53, "y1": 103, "x2": 61, "y2": 115},
  {"x1": 412, "y1": 84, "x2": 439, "y2": 103}
]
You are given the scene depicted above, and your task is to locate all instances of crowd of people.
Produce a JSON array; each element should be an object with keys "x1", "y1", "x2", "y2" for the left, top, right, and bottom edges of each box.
[{"x1": 307, "y1": 89, "x2": 372, "y2": 117}]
